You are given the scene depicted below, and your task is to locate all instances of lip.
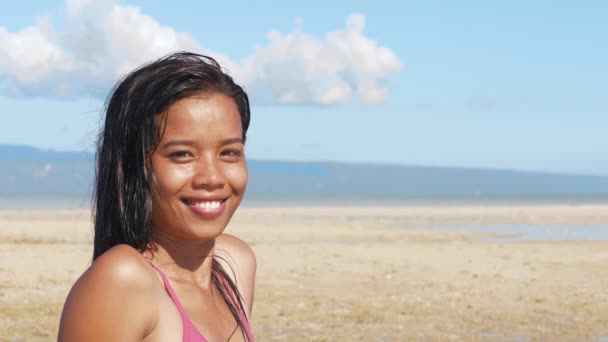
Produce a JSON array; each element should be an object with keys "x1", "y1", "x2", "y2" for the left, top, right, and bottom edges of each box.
[{"x1": 182, "y1": 197, "x2": 228, "y2": 219}]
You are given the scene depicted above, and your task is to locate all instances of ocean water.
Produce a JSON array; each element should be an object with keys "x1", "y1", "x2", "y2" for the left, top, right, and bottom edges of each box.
[
  {"x1": 0, "y1": 195, "x2": 423, "y2": 209},
  {"x1": 0, "y1": 195, "x2": 92, "y2": 209},
  {"x1": 2, "y1": 194, "x2": 608, "y2": 209},
  {"x1": 2, "y1": 195, "x2": 607, "y2": 241},
  {"x1": 392, "y1": 224, "x2": 608, "y2": 242}
]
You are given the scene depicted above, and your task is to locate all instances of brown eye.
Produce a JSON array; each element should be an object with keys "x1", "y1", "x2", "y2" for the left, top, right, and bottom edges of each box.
[
  {"x1": 168, "y1": 151, "x2": 194, "y2": 161},
  {"x1": 221, "y1": 149, "x2": 242, "y2": 160}
]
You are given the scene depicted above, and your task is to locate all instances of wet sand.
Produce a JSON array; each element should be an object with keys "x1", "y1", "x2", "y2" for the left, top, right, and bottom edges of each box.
[{"x1": 1, "y1": 203, "x2": 608, "y2": 341}]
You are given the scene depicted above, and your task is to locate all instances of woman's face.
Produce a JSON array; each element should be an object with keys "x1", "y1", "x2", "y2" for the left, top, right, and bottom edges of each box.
[{"x1": 149, "y1": 93, "x2": 247, "y2": 242}]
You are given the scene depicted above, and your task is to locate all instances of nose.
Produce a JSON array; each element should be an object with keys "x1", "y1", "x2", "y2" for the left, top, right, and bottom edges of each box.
[{"x1": 192, "y1": 154, "x2": 225, "y2": 190}]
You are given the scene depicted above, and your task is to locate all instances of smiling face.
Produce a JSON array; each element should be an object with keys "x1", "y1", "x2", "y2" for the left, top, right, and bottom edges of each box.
[{"x1": 148, "y1": 93, "x2": 247, "y2": 242}]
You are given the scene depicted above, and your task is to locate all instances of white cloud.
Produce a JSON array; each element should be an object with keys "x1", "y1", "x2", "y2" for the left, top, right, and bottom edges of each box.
[
  {"x1": 0, "y1": 1, "x2": 402, "y2": 105},
  {"x1": 0, "y1": 19, "x2": 71, "y2": 91},
  {"x1": 249, "y1": 13, "x2": 402, "y2": 105},
  {"x1": 1, "y1": 0, "x2": 210, "y2": 96}
]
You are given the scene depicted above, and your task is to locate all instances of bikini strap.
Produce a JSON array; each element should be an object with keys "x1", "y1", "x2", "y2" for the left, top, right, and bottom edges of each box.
[
  {"x1": 148, "y1": 260, "x2": 253, "y2": 341},
  {"x1": 146, "y1": 259, "x2": 190, "y2": 332},
  {"x1": 219, "y1": 274, "x2": 255, "y2": 341}
]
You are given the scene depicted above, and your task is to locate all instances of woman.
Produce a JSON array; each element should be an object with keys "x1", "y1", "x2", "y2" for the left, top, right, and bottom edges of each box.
[{"x1": 58, "y1": 52, "x2": 256, "y2": 342}]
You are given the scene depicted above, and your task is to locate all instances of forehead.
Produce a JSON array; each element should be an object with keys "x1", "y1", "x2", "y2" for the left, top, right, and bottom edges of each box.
[{"x1": 158, "y1": 93, "x2": 242, "y2": 139}]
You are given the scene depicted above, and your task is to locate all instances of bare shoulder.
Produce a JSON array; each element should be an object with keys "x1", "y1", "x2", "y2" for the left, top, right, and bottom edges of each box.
[
  {"x1": 76, "y1": 244, "x2": 158, "y2": 293},
  {"x1": 215, "y1": 234, "x2": 257, "y2": 315},
  {"x1": 216, "y1": 233, "x2": 256, "y2": 266},
  {"x1": 58, "y1": 244, "x2": 160, "y2": 341},
  {"x1": 90, "y1": 244, "x2": 155, "y2": 281}
]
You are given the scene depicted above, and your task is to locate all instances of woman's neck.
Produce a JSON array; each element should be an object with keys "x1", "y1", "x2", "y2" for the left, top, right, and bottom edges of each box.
[{"x1": 145, "y1": 229, "x2": 216, "y2": 290}]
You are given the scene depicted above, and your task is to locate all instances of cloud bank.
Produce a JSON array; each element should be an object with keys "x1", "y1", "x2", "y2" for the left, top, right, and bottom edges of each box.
[{"x1": 0, "y1": 0, "x2": 402, "y2": 104}]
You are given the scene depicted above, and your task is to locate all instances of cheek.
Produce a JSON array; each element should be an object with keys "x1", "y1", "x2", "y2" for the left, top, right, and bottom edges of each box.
[
  {"x1": 152, "y1": 162, "x2": 193, "y2": 197},
  {"x1": 150, "y1": 163, "x2": 192, "y2": 226},
  {"x1": 226, "y1": 163, "x2": 248, "y2": 193}
]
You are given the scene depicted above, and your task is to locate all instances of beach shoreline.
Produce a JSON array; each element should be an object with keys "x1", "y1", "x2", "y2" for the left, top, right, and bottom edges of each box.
[{"x1": 1, "y1": 203, "x2": 607, "y2": 341}]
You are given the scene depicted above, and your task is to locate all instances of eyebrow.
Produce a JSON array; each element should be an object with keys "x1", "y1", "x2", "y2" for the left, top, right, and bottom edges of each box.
[
  {"x1": 220, "y1": 137, "x2": 244, "y2": 145},
  {"x1": 160, "y1": 137, "x2": 243, "y2": 149},
  {"x1": 159, "y1": 140, "x2": 196, "y2": 150}
]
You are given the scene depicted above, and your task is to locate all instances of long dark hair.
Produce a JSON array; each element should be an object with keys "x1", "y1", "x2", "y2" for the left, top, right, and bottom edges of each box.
[{"x1": 93, "y1": 51, "x2": 251, "y2": 340}]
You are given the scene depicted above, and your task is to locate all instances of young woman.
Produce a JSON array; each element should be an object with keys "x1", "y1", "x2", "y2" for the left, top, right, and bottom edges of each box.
[{"x1": 58, "y1": 52, "x2": 256, "y2": 342}]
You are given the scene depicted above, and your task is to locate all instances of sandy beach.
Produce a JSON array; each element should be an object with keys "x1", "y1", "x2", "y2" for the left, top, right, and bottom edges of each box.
[{"x1": 1, "y1": 203, "x2": 608, "y2": 341}]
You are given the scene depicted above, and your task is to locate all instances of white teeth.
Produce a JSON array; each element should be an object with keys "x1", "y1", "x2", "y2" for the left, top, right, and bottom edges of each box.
[{"x1": 193, "y1": 201, "x2": 221, "y2": 209}]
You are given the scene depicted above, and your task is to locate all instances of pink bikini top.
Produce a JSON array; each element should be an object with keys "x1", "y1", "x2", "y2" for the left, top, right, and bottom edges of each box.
[{"x1": 150, "y1": 263, "x2": 254, "y2": 342}]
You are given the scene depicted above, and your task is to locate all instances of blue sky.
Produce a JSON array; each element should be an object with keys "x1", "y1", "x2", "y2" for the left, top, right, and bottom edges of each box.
[{"x1": 1, "y1": 0, "x2": 606, "y2": 175}]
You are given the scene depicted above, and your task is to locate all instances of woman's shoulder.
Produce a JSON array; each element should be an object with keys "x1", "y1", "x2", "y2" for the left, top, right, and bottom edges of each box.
[
  {"x1": 58, "y1": 244, "x2": 160, "y2": 341},
  {"x1": 216, "y1": 233, "x2": 256, "y2": 264},
  {"x1": 215, "y1": 234, "x2": 257, "y2": 279},
  {"x1": 92, "y1": 244, "x2": 155, "y2": 278},
  {"x1": 78, "y1": 244, "x2": 159, "y2": 292},
  {"x1": 215, "y1": 234, "x2": 257, "y2": 315}
]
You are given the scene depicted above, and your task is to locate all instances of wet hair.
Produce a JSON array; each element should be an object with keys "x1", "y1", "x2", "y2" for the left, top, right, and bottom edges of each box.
[{"x1": 93, "y1": 51, "x2": 251, "y2": 340}]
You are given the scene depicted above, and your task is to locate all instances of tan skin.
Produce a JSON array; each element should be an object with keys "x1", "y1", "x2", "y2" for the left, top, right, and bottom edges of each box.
[{"x1": 58, "y1": 93, "x2": 256, "y2": 342}]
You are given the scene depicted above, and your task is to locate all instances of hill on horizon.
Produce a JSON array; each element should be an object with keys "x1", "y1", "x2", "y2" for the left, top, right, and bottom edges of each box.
[{"x1": 1, "y1": 144, "x2": 607, "y2": 200}]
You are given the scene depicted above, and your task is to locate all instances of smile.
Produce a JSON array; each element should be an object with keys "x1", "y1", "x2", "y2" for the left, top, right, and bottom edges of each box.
[
  {"x1": 190, "y1": 200, "x2": 222, "y2": 209},
  {"x1": 182, "y1": 198, "x2": 228, "y2": 219}
]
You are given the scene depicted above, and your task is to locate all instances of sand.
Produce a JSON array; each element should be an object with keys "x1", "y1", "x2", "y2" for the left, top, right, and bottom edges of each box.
[{"x1": 1, "y1": 203, "x2": 608, "y2": 341}]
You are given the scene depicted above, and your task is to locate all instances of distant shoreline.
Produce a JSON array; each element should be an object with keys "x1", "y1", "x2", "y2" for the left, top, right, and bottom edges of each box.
[{"x1": 2, "y1": 194, "x2": 608, "y2": 210}]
